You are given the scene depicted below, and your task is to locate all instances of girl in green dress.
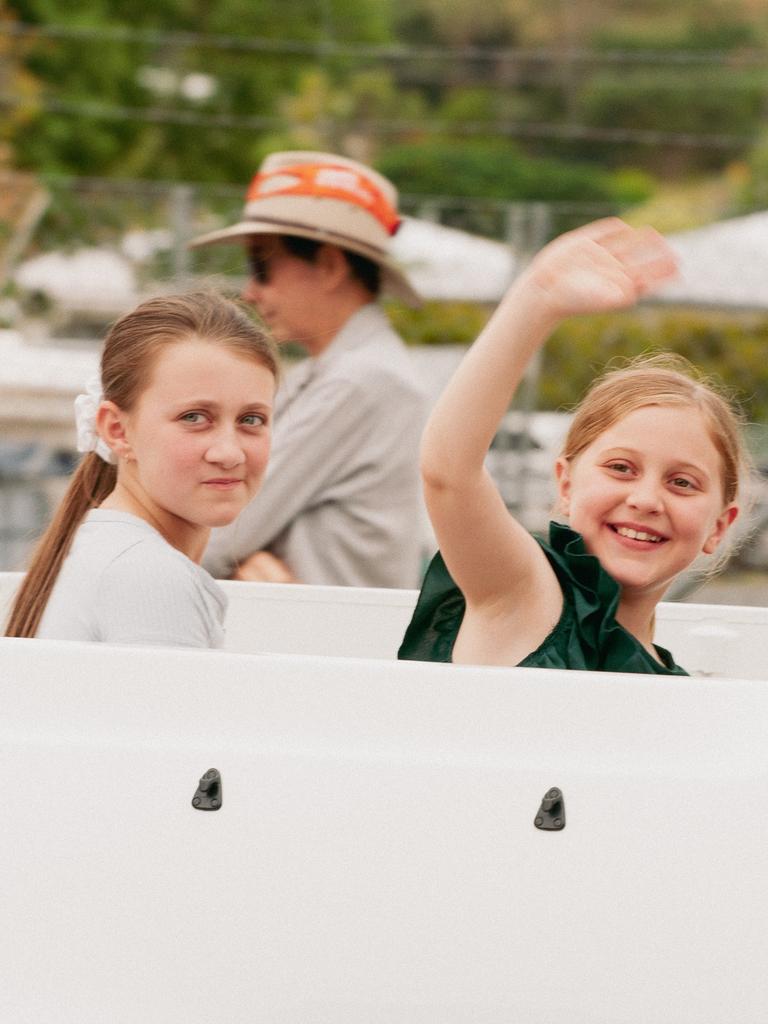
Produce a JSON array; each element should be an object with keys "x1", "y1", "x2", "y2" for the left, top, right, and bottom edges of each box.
[{"x1": 399, "y1": 219, "x2": 748, "y2": 674}]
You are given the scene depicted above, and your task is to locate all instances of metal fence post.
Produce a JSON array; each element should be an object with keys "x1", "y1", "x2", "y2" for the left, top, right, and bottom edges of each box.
[{"x1": 170, "y1": 184, "x2": 194, "y2": 283}]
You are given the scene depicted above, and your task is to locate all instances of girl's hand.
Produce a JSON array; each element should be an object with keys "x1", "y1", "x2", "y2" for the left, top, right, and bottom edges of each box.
[{"x1": 519, "y1": 218, "x2": 678, "y2": 322}]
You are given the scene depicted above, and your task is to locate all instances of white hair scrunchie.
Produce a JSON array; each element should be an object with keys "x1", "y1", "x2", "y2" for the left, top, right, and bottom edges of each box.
[{"x1": 74, "y1": 374, "x2": 118, "y2": 465}]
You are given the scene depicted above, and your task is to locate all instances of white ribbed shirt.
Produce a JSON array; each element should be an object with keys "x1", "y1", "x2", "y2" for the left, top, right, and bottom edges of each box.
[{"x1": 37, "y1": 510, "x2": 227, "y2": 648}]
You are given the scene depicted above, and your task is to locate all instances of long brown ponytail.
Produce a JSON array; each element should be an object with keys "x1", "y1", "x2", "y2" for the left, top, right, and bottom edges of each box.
[
  {"x1": 5, "y1": 290, "x2": 278, "y2": 638},
  {"x1": 5, "y1": 455, "x2": 116, "y2": 636}
]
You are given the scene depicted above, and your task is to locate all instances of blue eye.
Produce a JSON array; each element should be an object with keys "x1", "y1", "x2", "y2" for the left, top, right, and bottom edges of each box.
[
  {"x1": 181, "y1": 411, "x2": 206, "y2": 424},
  {"x1": 241, "y1": 413, "x2": 267, "y2": 427}
]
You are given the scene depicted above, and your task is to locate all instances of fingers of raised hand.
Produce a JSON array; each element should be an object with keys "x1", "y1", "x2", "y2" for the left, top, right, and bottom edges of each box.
[
  {"x1": 565, "y1": 216, "x2": 629, "y2": 245},
  {"x1": 522, "y1": 218, "x2": 678, "y2": 319},
  {"x1": 594, "y1": 224, "x2": 678, "y2": 291},
  {"x1": 552, "y1": 221, "x2": 677, "y2": 306}
]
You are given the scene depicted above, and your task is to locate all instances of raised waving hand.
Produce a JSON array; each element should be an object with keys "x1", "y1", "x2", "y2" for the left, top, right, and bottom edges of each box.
[{"x1": 520, "y1": 218, "x2": 678, "y2": 321}]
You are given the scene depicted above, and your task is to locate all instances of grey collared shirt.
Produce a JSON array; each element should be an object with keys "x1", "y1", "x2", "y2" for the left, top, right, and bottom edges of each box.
[{"x1": 203, "y1": 304, "x2": 429, "y2": 588}]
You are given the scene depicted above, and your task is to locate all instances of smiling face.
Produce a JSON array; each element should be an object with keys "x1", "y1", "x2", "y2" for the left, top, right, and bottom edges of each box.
[
  {"x1": 109, "y1": 336, "x2": 275, "y2": 554},
  {"x1": 556, "y1": 404, "x2": 738, "y2": 603}
]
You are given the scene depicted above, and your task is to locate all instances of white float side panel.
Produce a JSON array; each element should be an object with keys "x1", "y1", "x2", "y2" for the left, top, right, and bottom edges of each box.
[
  {"x1": 2, "y1": 572, "x2": 768, "y2": 677},
  {"x1": 221, "y1": 579, "x2": 416, "y2": 659},
  {"x1": 1, "y1": 638, "x2": 767, "y2": 1022}
]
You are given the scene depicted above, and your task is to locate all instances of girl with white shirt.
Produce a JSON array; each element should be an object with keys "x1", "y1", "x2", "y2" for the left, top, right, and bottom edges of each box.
[{"x1": 6, "y1": 291, "x2": 278, "y2": 648}]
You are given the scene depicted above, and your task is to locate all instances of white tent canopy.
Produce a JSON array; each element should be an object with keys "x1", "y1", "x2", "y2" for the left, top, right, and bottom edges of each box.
[
  {"x1": 394, "y1": 209, "x2": 768, "y2": 309},
  {"x1": 10, "y1": 209, "x2": 768, "y2": 312},
  {"x1": 656, "y1": 210, "x2": 768, "y2": 311},
  {"x1": 14, "y1": 248, "x2": 139, "y2": 313},
  {"x1": 0, "y1": 330, "x2": 98, "y2": 444},
  {"x1": 392, "y1": 217, "x2": 516, "y2": 302},
  {"x1": 396, "y1": 208, "x2": 768, "y2": 309},
  {"x1": 12, "y1": 218, "x2": 517, "y2": 311}
]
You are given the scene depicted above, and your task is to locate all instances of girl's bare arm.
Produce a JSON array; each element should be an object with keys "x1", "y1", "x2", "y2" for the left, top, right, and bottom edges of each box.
[{"x1": 421, "y1": 218, "x2": 678, "y2": 611}]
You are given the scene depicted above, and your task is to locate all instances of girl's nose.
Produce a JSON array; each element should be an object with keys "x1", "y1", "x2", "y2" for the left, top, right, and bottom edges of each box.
[
  {"x1": 627, "y1": 477, "x2": 664, "y2": 513},
  {"x1": 205, "y1": 429, "x2": 246, "y2": 469}
]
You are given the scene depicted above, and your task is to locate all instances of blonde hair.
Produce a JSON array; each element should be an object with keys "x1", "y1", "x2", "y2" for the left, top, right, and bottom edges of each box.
[
  {"x1": 6, "y1": 290, "x2": 279, "y2": 638},
  {"x1": 561, "y1": 353, "x2": 749, "y2": 508}
]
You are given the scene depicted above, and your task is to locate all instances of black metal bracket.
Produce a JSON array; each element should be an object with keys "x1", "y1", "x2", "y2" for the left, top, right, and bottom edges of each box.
[
  {"x1": 534, "y1": 786, "x2": 565, "y2": 831},
  {"x1": 192, "y1": 768, "x2": 222, "y2": 811}
]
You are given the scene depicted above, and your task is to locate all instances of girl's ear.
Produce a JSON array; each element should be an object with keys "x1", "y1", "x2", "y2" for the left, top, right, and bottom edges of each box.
[
  {"x1": 554, "y1": 456, "x2": 571, "y2": 516},
  {"x1": 702, "y1": 504, "x2": 739, "y2": 555},
  {"x1": 96, "y1": 400, "x2": 133, "y2": 461}
]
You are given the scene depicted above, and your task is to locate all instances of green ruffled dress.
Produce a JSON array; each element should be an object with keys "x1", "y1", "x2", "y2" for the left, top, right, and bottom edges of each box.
[{"x1": 398, "y1": 521, "x2": 688, "y2": 675}]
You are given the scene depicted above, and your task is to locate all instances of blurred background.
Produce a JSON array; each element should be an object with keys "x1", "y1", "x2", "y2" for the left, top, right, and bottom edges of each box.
[{"x1": 1, "y1": 0, "x2": 767, "y2": 601}]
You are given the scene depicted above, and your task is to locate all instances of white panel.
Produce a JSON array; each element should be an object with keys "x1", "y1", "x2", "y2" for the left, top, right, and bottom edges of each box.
[
  {"x1": 3, "y1": 572, "x2": 768, "y2": 676},
  {"x1": 1, "y1": 638, "x2": 767, "y2": 1022},
  {"x1": 220, "y1": 580, "x2": 415, "y2": 659}
]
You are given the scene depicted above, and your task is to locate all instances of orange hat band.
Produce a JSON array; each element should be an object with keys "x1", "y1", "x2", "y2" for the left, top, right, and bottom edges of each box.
[{"x1": 246, "y1": 162, "x2": 401, "y2": 236}]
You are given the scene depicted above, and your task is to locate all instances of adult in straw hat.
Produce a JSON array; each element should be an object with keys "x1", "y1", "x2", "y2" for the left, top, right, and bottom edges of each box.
[{"x1": 191, "y1": 151, "x2": 429, "y2": 588}]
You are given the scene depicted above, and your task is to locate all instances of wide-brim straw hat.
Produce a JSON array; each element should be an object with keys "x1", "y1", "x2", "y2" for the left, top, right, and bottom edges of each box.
[{"x1": 189, "y1": 150, "x2": 422, "y2": 307}]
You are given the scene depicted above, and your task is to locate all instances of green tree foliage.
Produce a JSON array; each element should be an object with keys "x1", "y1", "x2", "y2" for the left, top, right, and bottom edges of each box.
[
  {"x1": 389, "y1": 299, "x2": 768, "y2": 429},
  {"x1": 262, "y1": 67, "x2": 427, "y2": 166},
  {"x1": 6, "y1": 0, "x2": 768, "y2": 189},
  {"x1": 572, "y1": 67, "x2": 767, "y2": 174},
  {"x1": 376, "y1": 139, "x2": 653, "y2": 237},
  {"x1": 540, "y1": 308, "x2": 768, "y2": 424},
  {"x1": 387, "y1": 299, "x2": 490, "y2": 347},
  {"x1": 6, "y1": 0, "x2": 395, "y2": 180},
  {"x1": 737, "y1": 128, "x2": 768, "y2": 212},
  {"x1": 0, "y1": 2, "x2": 42, "y2": 163},
  {"x1": 392, "y1": 0, "x2": 517, "y2": 48},
  {"x1": 567, "y1": 5, "x2": 767, "y2": 173},
  {"x1": 4, "y1": 0, "x2": 768, "y2": 245},
  {"x1": 391, "y1": 0, "x2": 768, "y2": 181}
]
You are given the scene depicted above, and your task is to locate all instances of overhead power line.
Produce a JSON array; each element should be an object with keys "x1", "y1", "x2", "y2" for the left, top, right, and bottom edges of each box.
[
  {"x1": 3, "y1": 21, "x2": 768, "y2": 67},
  {"x1": 5, "y1": 169, "x2": 623, "y2": 215},
  {"x1": 0, "y1": 92, "x2": 753, "y2": 150}
]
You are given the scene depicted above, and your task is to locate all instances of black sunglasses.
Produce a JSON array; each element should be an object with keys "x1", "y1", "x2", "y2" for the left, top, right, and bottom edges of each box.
[{"x1": 246, "y1": 247, "x2": 272, "y2": 285}]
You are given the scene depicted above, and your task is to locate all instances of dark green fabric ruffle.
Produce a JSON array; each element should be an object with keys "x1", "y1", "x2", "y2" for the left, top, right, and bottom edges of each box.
[{"x1": 398, "y1": 521, "x2": 687, "y2": 675}]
